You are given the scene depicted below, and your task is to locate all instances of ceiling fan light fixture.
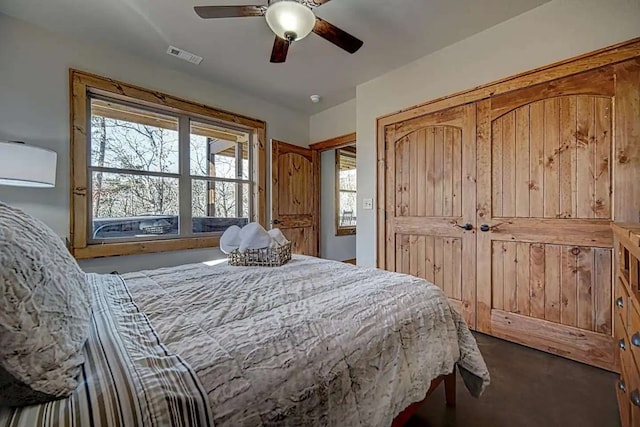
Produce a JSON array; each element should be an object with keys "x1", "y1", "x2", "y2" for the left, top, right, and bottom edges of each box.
[{"x1": 265, "y1": 1, "x2": 316, "y2": 42}]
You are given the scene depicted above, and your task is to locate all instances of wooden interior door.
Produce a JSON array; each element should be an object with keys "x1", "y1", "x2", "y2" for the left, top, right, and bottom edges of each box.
[
  {"x1": 384, "y1": 104, "x2": 477, "y2": 328},
  {"x1": 476, "y1": 68, "x2": 616, "y2": 370},
  {"x1": 271, "y1": 140, "x2": 319, "y2": 256}
]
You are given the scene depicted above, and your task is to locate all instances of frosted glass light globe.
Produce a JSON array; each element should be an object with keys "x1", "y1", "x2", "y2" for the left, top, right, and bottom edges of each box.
[{"x1": 265, "y1": 1, "x2": 316, "y2": 42}]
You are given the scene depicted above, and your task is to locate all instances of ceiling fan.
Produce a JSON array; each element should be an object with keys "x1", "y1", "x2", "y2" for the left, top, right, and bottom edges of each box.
[{"x1": 194, "y1": 0, "x2": 364, "y2": 63}]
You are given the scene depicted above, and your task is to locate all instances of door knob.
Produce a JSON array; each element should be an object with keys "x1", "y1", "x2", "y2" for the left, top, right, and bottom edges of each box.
[
  {"x1": 616, "y1": 297, "x2": 624, "y2": 308},
  {"x1": 272, "y1": 219, "x2": 281, "y2": 225},
  {"x1": 480, "y1": 224, "x2": 490, "y2": 232},
  {"x1": 456, "y1": 223, "x2": 473, "y2": 231}
]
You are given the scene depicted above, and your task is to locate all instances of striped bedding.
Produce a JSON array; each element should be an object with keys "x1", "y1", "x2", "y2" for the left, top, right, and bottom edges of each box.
[{"x1": 0, "y1": 274, "x2": 212, "y2": 427}]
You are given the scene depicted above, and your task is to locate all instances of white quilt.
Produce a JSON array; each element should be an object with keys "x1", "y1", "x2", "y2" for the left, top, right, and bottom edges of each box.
[{"x1": 123, "y1": 255, "x2": 490, "y2": 427}]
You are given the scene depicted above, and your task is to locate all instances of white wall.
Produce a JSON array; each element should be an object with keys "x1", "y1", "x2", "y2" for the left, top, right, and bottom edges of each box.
[
  {"x1": 310, "y1": 99, "x2": 356, "y2": 261},
  {"x1": 310, "y1": 99, "x2": 356, "y2": 143},
  {"x1": 355, "y1": 0, "x2": 640, "y2": 267},
  {"x1": 0, "y1": 13, "x2": 309, "y2": 273}
]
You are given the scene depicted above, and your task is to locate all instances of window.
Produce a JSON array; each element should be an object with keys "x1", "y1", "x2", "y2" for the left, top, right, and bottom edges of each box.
[
  {"x1": 336, "y1": 146, "x2": 356, "y2": 235},
  {"x1": 71, "y1": 70, "x2": 265, "y2": 258}
]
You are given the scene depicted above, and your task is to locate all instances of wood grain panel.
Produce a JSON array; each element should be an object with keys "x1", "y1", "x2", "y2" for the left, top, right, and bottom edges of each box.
[
  {"x1": 544, "y1": 245, "x2": 562, "y2": 323},
  {"x1": 278, "y1": 153, "x2": 312, "y2": 216},
  {"x1": 416, "y1": 235, "x2": 426, "y2": 279},
  {"x1": 516, "y1": 242, "x2": 531, "y2": 316},
  {"x1": 577, "y1": 247, "x2": 595, "y2": 331},
  {"x1": 282, "y1": 227, "x2": 314, "y2": 255},
  {"x1": 434, "y1": 237, "x2": 445, "y2": 291},
  {"x1": 529, "y1": 103, "x2": 545, "y2": 218},
  {"x1": 492, "y1": 242, "x2": 505, "y2": 311},
  {"x1": 443, "y1": 130, "x2": 454, "y2": 217},
  {"x1": 490, "y1": 309, "x2": 616, "y2": 371},
  {"x1": 560, "y1": 246, "x2": 578, "y2": 327},
  {"x1": 452, "y1": 129, "x2": 463, "y2": 219},
  {"x1": 502, "y1": 112, "x2": 516, "y2": 217},
  {"x1": 397, "y1": 126, "x2": 463, "y2": 219},
  {"x1": 443, "y1": 238, "x2": 453, "y2": 297},
  {"x1": 515, "y1": 108, "x2": 531, "y2": 217},
  {"x1": 409, "y1": 132, "x2": 418, "y2": 216},
  {"x1": 543, "y1": 98, "x2": 561, "y2": 218},
  {"x1": 492, "y1": 95, "x2": 612, "y2": 219},
  {"x1": 558, "y1": 96, "x2": 577, "y2": 219},
  {"x1": 504, "y1": 242, "x2": 518, "y2": 313},
  {"x1": 530, "y1": 244, "x2": 546, "y2": 319},
  {"x1": 595, "y1": 248, "x2": 613, "y2": 334},
  {"x1": 614, "y1": 59, "x2": 640, "y2": 223},
  {"x1": 594, "y1": 98, "x2": 612, "y2": 219},
  {"x1": 424, "y1": 129, "x2": 435, "y2": 217},
  {"x1": 416, "y1": 130, "x2": 427, "y2": 217},
  {"x1": 576, "y1": 97, "x2": 596, "y2": 219},
  {"x1": 396, "y1": 234, "x2": 464, "y2": 303},
  {"x1": 409, "y1": 235, "x2": 419, "y2": 277},
  {"x1": 452, "y1": 238, "x2": 462, "y2": 300},
  {"x1": 492, "y1": 119, "x2": 503, "y2": 217},
  {"x1": 433, "y1": 128, "x2": 444, "y2": 217},
  {"x1": 490, "y1": 241, "x2": 611, "y2": 334},
  {"x1": 425, "y1": 235, "x2": 435, "y2": 283}
]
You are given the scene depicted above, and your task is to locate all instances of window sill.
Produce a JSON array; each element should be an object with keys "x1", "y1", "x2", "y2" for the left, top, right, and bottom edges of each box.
[
  {"x1": 336, "y1": 228, "x2": 356, "y2": 237},
  {"x1": 72, "y1": 236, "x2": 221, "y2": 259}
]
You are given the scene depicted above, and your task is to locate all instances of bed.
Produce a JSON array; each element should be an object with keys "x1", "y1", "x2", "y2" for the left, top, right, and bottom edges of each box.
[{"x1": 0, "y1": 255, "x2": 489, "y2": 427}]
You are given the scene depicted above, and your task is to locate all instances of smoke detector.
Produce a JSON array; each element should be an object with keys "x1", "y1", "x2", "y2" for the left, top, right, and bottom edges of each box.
[
  {"x1": 166, "y1": 46, "x2": 203, "y2": 65},
  {"x1": 310, "y1": 95, "x2": 321, "y2": 104}
]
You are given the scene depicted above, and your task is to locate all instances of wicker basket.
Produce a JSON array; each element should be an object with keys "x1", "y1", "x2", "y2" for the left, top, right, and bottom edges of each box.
[{"x1": 228, "y1": 242, "x2": 292, "y2": 267}]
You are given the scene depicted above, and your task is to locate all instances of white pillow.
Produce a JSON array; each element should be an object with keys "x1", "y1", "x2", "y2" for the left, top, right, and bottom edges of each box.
[
  {"x1": 0, "y1": 202, "x2": 91, "y2": 407},
  {"x1": 220, "y1": 225, "x2": 241, "y2": 254},
  {"x1": 268, "y1": 228, "x2": 289, "y2": 247},
  {"x1": 238, "y1": 222, "x2": 271, "y2": 253}
]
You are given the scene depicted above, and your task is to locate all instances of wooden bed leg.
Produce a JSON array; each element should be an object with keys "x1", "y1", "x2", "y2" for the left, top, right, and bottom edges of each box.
[{"x1": 444, "y1": 370, "x2": 456, "y2": 407}]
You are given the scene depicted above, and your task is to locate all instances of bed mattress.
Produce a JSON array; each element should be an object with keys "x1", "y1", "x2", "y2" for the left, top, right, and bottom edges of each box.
[{"x1": 123, "y1": 255, "x2": 489, "y2": 426}]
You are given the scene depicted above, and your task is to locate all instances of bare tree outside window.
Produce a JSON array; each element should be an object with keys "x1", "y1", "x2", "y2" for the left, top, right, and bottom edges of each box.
[{"x1": 89, "y1": 98, "x2": 251, "y2": 240}]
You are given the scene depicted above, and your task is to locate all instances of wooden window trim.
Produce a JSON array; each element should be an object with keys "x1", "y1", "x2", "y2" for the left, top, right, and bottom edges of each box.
[
  {"x1": 69, "y1": 69, "x2": 266, "y2": 259},
  {"x1": 309, "y1": 132, "x2": 356, "y2": 152},
  {"x1": 335, "y1": 148, "x2": 356, "y2": 236}
]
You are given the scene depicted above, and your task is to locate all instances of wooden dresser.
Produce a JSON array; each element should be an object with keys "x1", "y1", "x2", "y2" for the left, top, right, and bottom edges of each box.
[{"x1": 613, "y1": 223, "x2": 640, "y2": 427}]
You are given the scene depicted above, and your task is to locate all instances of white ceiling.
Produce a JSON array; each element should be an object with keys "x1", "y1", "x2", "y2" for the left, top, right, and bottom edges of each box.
[{"x1": 0, "y1": 0, "x2": 550, "y2": 113}]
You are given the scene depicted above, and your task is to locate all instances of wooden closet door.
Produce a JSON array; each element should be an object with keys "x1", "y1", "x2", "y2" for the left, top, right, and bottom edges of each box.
[
  {"x1": 384, "y1": 104, "x2": 477, "y2": 328},
  {"x1": 476, "y1": 68, "x2": 617, "y2": 370}
]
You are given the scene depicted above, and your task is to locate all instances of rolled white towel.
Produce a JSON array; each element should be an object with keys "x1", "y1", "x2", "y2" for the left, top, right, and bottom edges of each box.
[
  {"x1": 220, "y1": 225, "x2": 241, "y2": 254},
  {"x1": 239, "y1": 222, "x2": 272, "y2": 253},
  {"x1": 268, "y1": 228, "x2": 289, "y2": 247}
]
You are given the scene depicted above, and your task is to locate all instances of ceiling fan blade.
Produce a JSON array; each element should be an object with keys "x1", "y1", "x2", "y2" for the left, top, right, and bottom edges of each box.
[
  {"x1": 304, "y1": 0, "x2": 333, "y2": 6},
  {"x1": 312, "y1": 17, "x2": 363, "y2": 54},
  {"x1": 194, "y1": 5, "x2": 265, "y2": 19},
  {"x1": 270, "y1": 36, "x2": 290, "y2": 63}
]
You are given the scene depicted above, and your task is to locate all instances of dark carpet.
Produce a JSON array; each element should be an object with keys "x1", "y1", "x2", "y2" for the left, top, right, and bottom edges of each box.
[{"x1": 409, "y1": 333, "x2": 619, "y2": 427}]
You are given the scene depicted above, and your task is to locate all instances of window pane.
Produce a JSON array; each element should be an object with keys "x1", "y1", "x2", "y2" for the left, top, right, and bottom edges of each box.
[
  {"x1": 337, "y1": 147, "x2": 356, "y2": 228},
  {"x1": 90, "y1": 99, "x2": 179, "y2": 174},
  {"x1": 91, "y1": 172, "x2": 179, "y2": 239},
  {"x1": 192, "y1": 179, "x2": 249, "y2": 233},
  {"x1": 338, "y1": 150, "x2": 356, "y2": 192},
  {"x1": 339, "y1": 191, "x2": 357, "y2": 227},
  {"x1": 190, "y1": 121, "x2": 250, "y2": 179}
]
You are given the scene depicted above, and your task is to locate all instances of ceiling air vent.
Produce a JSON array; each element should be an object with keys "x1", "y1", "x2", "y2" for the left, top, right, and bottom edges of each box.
[{"x1": 166, "y1": 46, "x2": 203, "y2": 65}]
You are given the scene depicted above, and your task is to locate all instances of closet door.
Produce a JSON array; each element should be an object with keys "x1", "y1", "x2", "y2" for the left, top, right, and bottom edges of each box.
[
  {"x1": 384, "y1": 104, "x2": 477, "y2": 328},
  {"x1": 476, "y1": 68, "x2": 616, "y2": 370}
]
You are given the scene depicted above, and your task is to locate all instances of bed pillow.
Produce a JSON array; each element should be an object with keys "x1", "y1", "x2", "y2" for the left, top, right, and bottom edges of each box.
[{"x1": 0, "y1": 202, "x2": 92, "y2": 407}]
